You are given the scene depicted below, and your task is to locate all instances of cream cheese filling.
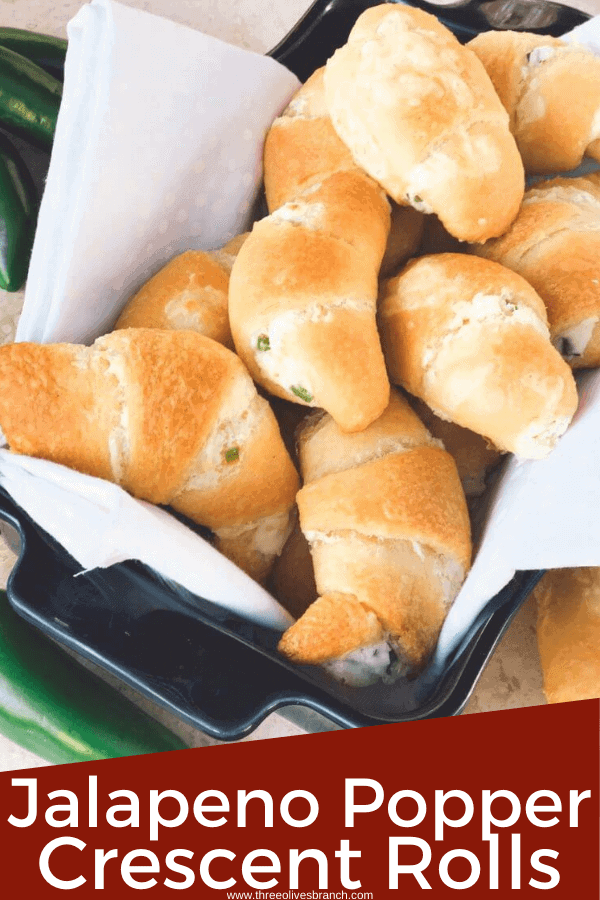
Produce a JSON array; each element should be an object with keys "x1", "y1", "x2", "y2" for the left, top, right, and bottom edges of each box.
[
  {"x1": 252, "y1": 297, "x2": 373, "y2": 405},
  {"x1": 182, "y1": 375, "x2": 260, "y2": 493}
]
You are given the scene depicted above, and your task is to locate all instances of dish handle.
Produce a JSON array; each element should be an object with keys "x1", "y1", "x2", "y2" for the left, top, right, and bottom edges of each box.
[{"x1": 269, "y1": 0, "x2": 589, "y2": 80}]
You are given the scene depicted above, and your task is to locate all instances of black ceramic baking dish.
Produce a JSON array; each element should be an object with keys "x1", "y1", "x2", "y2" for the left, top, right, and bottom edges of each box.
[{"x1": 0, "y1": 0, "x2": 590, "y2": 739}]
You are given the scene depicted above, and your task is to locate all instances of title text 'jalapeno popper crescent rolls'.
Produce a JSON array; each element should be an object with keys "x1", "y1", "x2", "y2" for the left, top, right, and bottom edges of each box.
[
  {"x1": 323, "y1": 4, "x2": 525, "y2": 243},
  {"x1": 378, "y1": 254, "x2": 579, "y2": 459},
  {"x1": 278, "y1": 390, "x2": 471, "y2": 684},
  {"x1": 0, "y1": 329, "x2": 299, "y2": 583},
  {"x1": 228, "y1": 69, "x2": 391, "y2": 434}
]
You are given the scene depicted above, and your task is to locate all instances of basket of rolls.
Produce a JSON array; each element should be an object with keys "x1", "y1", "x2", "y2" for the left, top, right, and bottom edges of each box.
[{"x1": 1, "y1": 0, "x2": 600, "y2": 737}]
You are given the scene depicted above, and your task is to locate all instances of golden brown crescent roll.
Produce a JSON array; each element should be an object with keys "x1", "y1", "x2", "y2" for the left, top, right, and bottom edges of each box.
[
  {"x1": 0, "y1": 329, "x2": 299, "y2": 583},
  {"x1": 469, "y1": 31, "x2": 600, "y2": 173},
  {"x1": 378, "y1": 254, "x2": 579, "y2": 459},
  {"x1": 534, "y1": 568, "x2": 600, "y2": 704},
  {"x1": 229, "y1": 69, "x2": 391, "y2": 433},
  {"x1": 473, "y1": 175, "x2": 600, "y2": 369},
  {"x1": 277, "y1": 391, "x2": 471, "y2": 680},
  {"x1": 114, "y1": 234, "x2": 248, "y2": 348},
  {"x1": 323, "y1": 4, "x2": 524, "y2": 242}
]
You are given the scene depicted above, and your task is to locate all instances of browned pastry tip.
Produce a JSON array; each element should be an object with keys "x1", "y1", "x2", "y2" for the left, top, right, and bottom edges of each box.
[{"x1": 278, "y1": 592, "x2": 384, "y2": 665}]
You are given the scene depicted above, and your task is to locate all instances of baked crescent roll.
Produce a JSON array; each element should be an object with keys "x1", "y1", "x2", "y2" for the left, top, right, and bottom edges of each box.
[
  {"x1": 278, "y1": 390, "x2": 471, "y2": 680},
  {"x1": 229, "y1": 69, "x2": 391, "y2": 433},
  {"x1": 378, "y1": 254, "x2": 579, "y2": 459},
  {"x1": 0, "y1": 329, "x2": 299, "y2": 582},
  {"x1": 469, "y1": 31, "x2": 600, "y2": 173},
  {"x1": 114, "y1": 234, "x2": 248, "y2": 348},
  {"x1": 534, "y1": 568, "x2": 600, "y2": 704},
  {"x1": 473, "y1": 175, "x2": 600, "y2": 369},
  {"x1": 323, "y1": 4, "x2": 524, "y2": 242}
]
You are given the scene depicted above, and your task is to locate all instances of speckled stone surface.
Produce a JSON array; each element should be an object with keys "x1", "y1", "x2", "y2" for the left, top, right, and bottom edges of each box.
[{"x1": 0, "y1": 0, "x2": 595, "y2": 770}]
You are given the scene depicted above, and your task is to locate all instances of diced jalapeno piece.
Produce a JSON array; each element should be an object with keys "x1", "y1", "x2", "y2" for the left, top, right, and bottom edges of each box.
[
  {"x1": 257, "y1": 334, "x2": 270, "y2": 351},
  {"x1": 291, "y1": 385, "x2": 313, "y2": 403},
  {"x1": 225, "y1": 447, "x2": 239, "y2": 463}
]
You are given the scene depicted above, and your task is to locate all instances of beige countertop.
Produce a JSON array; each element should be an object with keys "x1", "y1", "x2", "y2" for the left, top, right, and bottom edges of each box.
[{"x1": 0, "y1": 0, "x2": 595, "y2": 770}]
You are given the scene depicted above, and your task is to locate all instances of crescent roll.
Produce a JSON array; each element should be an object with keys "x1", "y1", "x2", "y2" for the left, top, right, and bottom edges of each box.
[
  {"x1": 229, "y1": 69, "x2": 391, "y2": 433},
  {"x1": 323, "y1": 4, "x2": 524, "y2": 242},
  {"x1": 378, "y1": 254, "x2": 578, "y2": 459},
  {"x1": 0, "y1": 329, "x2": 299, "y2": 582},
  {"x1": 469, "y1": 31, "x2": 600, "y2": 173},
  {"x1": 473, "y1": 175, "x2": 600, "y2": 369},
  {"x1": 114, "y1": 234, "x2": 248, "y2": 348},
  {"x1": 278, "y1": 390, "x2": 471, "y2": 680},
  {"x1": 534, "y1": 568, "x2": 600, "y2": 704}
]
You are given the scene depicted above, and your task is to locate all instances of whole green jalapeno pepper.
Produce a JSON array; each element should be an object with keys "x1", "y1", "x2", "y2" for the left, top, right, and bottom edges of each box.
[
  {"x1": 0, "y1": 591, "x2": 187, "y2": 764},
  {"x1": 0, "y1": 132, "x2": 38, "y2": 292},
  {"x1": 0, "y1": 29, "x2": 183, "y2": 761},
  {"x1": 0, "y1": 28, "x2": 66, "y2": 81},
  {"x1": 0, "y1": 45, "x2": 62, "y2": 152}
]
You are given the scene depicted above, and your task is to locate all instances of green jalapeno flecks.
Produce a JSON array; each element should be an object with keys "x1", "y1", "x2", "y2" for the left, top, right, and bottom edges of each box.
[
  {"x1": 291, "y1": 385, "x2": 313, "y2": 403},
  {"x1": 257, "y1": 334, "x2": 270, "y2": 351},
  {"x1": 225, "y1": 447, "x2": 239, "y2": 463}
]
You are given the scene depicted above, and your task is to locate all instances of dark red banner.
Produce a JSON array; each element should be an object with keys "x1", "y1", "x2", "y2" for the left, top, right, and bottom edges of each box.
[{"x1": 1, "y1": 700, "x2": 598, "y2": 897}]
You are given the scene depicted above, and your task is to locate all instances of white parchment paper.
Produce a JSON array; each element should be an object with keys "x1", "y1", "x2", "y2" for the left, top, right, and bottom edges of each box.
[
  {"x1": 0, "y1": 452, "x2": 293, "y2": 630},
  {"x1": 3, "y1": 0, "x2": 300, "y2": 632},
  {"x1": 17, "y1": 0, "x2": 300, "y2": 345},
  {"x1": 3, "y1": 3, "x2": 600, "y2": 656}
]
